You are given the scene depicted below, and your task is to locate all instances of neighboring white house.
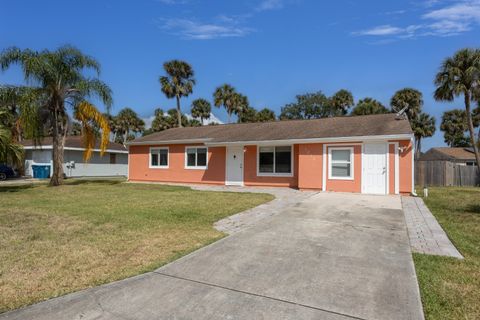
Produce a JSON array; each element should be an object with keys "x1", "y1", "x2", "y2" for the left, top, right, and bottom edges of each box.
[{"x1": 21, "y1": 136, "x2": 128, "y2": 178}]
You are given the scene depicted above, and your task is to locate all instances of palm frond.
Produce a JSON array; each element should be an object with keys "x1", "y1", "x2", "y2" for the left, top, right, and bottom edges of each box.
[{"x1": 74, "y1": 101, "x2": 111, "y2": 161}]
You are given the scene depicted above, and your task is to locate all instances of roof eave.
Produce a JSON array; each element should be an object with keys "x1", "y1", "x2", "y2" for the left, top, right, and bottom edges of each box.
[
  {"x1": 127, "y1": 138, "x2": 213, "y2": 146},
  {"x1": 205, "y1": 133, "x2": 414, "y2": 146}
]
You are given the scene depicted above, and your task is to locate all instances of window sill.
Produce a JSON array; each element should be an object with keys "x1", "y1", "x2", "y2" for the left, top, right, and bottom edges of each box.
[
  {"x1": 185, "y1": 166, "x2": 207, "y2": 170},
  {"x1": 149, "y1": 165, "x2": 169, "y2": 169},
  {"x1": 328, "y1": 176, "x2": 354, "y2": 181},
  {"x1": 257, "y1": 173, "x2": 293, "y2": 177}
]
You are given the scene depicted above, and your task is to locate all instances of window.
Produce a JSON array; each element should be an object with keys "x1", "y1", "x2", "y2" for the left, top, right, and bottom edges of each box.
[
  {"x1": 258, "y1": 146, "x2": 292, "y2": 176},
  {"x1": 185, "y1": 147, "x2": 208, "y2": 169},
  {"x1": 466, "y1": 161, "x2": 476, "y2": 166},
  {"x1": 329, "y1": 147, "x2": 353, "y2": 180},
  {"x1": 150, "y1": 147, "x2": 169, "y2": 168},
  {"x1": 109, "y1": 153, "x2": 116, "y2": 164}
]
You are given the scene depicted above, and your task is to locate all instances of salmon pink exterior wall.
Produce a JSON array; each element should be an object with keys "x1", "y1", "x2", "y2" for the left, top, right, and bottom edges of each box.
[
  {"x1": 298, "y1": 143, "x2": 323, "y2": 190},
  {"x1": 128, "y1": 139, "x2": 413, "y2": 194},
  {"x1": 388, "y1": 143, "x2": 396, "y2": 195},
  {"x1": 325, "y1": 145, "x2": 362, "y2": 193},
  {"x1": 243, "y1": 145, "x2": 299, "y2": 187},
  {"x1": 396, "y1": 140, "x2": 413, "y2": 195},
  {"x1": 128, "y1": 144, "x2": 226, "y2": 184}
]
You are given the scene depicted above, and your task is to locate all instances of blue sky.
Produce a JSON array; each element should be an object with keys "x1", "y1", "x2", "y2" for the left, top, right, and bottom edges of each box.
[{"x1": 1, "y1": 0, "x2": 478, "y2": 150}]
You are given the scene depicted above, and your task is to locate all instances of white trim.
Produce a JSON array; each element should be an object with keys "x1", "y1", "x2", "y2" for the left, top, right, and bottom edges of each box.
[
  {"x1": 128, "y1": 138, "x2": 211, "y2": 146},
  {"x1": 322, "y1": 144, "x2": 327, "y2": 191},
  {"x1": 394, "y1": 142, "x2": 399, "y2": 195},
  {"x1": 205, "y1": 134, "x2": 413, "y2": 147},
  {"x1": 22, "y1": 145, "x2": 128, "y2": 154},
  {"x1": 184, "y1": 146, "x2": 208, "y2": 170},
  {"x1": 256, "y1": 145, "x2": 294, "y2": 177},
  {"x1": 386, "y1": 144, "x2": 390, "y2": 195},
  {"x1": 411, "y1": 138, "x2": 415, "y2": 194},
  {"x1": 149, "y1": 147, "x2": 169, "y2": 169},
  {"x1": 361, "y1": 144, "x2": 365, "y2": 193},
  {"x1": 225, "y1": 146, "x2": 244, "y2": 186},
  {"x1": 328, "y1": 147, "x2": 354, "y2": 180},
  {"x1": 127, "y1": 145, "x2": 130, "y2": 180}
]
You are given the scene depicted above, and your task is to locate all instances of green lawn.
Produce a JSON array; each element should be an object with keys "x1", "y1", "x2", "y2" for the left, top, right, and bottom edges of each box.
[
  {"x1": 0, "y1": 179, "x2": 274, "y2": 312},
  {"x1": 413, "y1": 187, "x2": 480, "y2": 319}
]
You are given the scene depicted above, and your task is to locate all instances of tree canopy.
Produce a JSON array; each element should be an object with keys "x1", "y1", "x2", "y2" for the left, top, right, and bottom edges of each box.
[
  {"x1": 0, "y1": 45, "x2": 112, "y2": 185},
  {"x1": 434, "y1": 48, "x2": 480, "y2": 170},
  {"x1": 351, "y1": 98, "x2": 389, "y2": 116},
  {"x1": 159, "y1": 60, "x2": 195, "y2": 127}
]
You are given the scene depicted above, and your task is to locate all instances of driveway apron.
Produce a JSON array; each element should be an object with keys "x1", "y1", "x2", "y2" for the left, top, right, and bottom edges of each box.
[{"x1": 1, "y1": 192, "x2": 423, "y2": 320}]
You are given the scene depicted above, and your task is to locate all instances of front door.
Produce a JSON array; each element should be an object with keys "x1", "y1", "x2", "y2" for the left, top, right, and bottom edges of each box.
[
  {"x1": 226, "y1": 146, "x2": 244, "y2": 186},
  {"x1": 363, "y1": 143, "x2": 387, "y2": 194}
]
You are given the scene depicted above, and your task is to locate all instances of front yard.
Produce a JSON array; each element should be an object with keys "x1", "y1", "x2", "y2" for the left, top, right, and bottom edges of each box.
[
  {"x1": 414, "y1": 187, "x2": 480, "y2": 319},
  {"x1": 0, "y1": 179, "x2": 273, "y2": 312}
]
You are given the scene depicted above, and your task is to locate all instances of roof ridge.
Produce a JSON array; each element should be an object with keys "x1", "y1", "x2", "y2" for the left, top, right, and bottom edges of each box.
[{"x1": 161, "y1": 113, "x2": 399, "y2": 131}]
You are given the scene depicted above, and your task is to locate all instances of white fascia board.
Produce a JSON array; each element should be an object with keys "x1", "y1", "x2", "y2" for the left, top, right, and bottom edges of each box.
[
  {"x1": 22, "y1": 145, "x2": 128, "y2": 154},
  {"x1": 205, "y1": 134, "x2": 414, "y2": 147},
  {"x1": 127, "y1": 138, "x2": 211, "y2": 146}
]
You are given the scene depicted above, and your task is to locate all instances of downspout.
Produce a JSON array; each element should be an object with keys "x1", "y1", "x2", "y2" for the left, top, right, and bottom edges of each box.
[{"x1": 411, "y1": 135, "x2": 418, "y2": 196}]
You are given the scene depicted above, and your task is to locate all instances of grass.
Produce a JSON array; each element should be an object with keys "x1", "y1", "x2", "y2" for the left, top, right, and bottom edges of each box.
[
  {"x1": 0, "y1": 179, "x2": 274, "y2": 313},
  {"x1": 413, "y1": 187, "x2": 480, "y2": 319}
]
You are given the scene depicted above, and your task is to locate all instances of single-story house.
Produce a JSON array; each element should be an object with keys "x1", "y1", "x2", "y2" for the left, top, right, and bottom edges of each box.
[
  {"x1": 127, "y1": 114, "x2": 414, "y2": 195},
  {"x1": 418, "y1": 147, "x2": 477, "y2": 166},
  {"x1": 22, "y1": 136, "x2": 128, "y2": 178}
]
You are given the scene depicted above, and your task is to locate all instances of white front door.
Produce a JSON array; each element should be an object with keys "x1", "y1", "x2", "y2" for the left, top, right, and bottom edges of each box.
[
  {"x1": 226, "y1": 146, "x2": 244, "y2": 186},
  {"x1": 363, "y1": 143, "x2": 387, "y2": 194}
]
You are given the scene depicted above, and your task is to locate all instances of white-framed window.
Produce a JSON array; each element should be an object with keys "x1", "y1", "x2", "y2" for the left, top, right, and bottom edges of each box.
[
  {"x1": 328, "y1": 147, "x2": 354, "y2": 180},
  {"x1": 150, "y1": 147, "x2": 169, "y2": 168},
  {"x1": 257, "y1": 145, "x2": 293, "y2": 176},
  {"x1": 185, "y1": 146, "x2": 208, "y2": 169}
]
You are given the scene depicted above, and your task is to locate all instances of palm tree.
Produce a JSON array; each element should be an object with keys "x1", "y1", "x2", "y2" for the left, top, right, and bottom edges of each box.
[
  {"x1": 411, "y1": 112, "x2": 436, "y2": 159},
  {"x1": 0, "y1": 46, "x2": 112, "y2": 186},
  {"x1": 390, "y1": 88, "x2": 423, "y2": 119},
  {"x1": 114, "y1": 108, "x2": 145, "y2": 144},
  {"x1": 434, "y1": 48, "x2": 480, "y2": 171},
  {"x1": 191, "y1": 98, "x2": 211, "y2": 124},
  {"x1": 351, "y1": 98, "x2": 389, "y2": 116},
  {"x1": 330, "y1": 89, "x2": 354, "y2": 116},
  {"x1": 213, "y1": 84, "x2": 237, "y2": 123},
  {"x1": 255, "y1": 108, "x2": 276, "y2": 122},
  {"x1": 232, "y1": 93, "x2": 250, "y2": 123},
  {"x1": 0, "y1": 110, "x2": 23, "y2": 166},
  {"x1": 159, "y1": 60, "x2": 195, "y2": 128},
  {"x1": 440, "y1": 109, "x2": 470, "y2": 147}
]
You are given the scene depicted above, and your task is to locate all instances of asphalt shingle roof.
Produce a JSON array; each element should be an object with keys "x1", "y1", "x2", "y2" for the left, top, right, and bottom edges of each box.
[
  {"x1": 21, "y1": 136, "x2": 127, "y2": 152},
  {"x1": 131, "y1": 114, "x2": 412, "y2": 144}
]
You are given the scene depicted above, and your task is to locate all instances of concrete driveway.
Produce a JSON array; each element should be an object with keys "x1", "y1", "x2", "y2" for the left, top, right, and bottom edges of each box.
[{"x1": 1, "y1": 193, "x2": 423, "y2": 320}]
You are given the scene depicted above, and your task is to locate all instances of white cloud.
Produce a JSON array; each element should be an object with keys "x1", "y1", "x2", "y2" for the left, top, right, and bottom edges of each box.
[
  {"x1": 155, "y1": 0, "x2": 189, "y2": 4},
  {"x1": 353, "y1": 0, "x2": 480, "y2": 39},
  {"x1": 256, "y1": 0, "x2": 284, "y2": 12},
  {"x1": 353, "y1": 25, "x2": 405, "y2": 36},
  {"x1": 422, "y1": 1, "x2": 480, "y2": 21},
  {"x1": 158, "y1": 18, "x2": 253, "y2": 40},
  {"x1": 186, "y1": 113, "x2": 224, "y2": 125},
  {"x1": 143, "y1": 112, "x2": 223, "y2": 129}
]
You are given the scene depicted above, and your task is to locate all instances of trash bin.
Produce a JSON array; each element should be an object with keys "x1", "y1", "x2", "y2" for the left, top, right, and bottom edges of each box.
[{"x1": 32, "y1": 165, "x2": 50, "y2": 179}]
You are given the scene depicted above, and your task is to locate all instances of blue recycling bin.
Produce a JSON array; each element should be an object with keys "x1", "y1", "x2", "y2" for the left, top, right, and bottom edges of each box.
[{"x1": 32, "y1": 165, "x2": 50, "y2": 179}]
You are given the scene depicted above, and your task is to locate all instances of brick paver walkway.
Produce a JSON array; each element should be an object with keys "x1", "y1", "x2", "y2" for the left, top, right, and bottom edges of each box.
[{"x1": 402, "y1": 196, "x2": 463, "y2": 259}]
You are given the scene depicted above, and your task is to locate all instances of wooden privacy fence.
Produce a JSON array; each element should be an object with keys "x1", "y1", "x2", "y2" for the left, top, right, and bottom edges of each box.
[{"x1": 415, "y1": 161, "x2": 480, "y2": 187}]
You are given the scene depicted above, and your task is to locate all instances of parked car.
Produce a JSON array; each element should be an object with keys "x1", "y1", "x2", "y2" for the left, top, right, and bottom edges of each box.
[{"x1": 0, "y1": 164, "x2": 16, "y2": 180}]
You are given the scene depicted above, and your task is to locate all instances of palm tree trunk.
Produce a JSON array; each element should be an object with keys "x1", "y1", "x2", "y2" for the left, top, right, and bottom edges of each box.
[
  {"x1": 228, "y1": 112, "x2": 231, "y2": 124},
  {"x1": 416, "y1": 137, "x2": 421, "y2": 160},
  {"x1": 464, "y1": 92, "x2": 480, "y2": 172},
  {"x1": 50, "y1": 102, "x2": 65, "y2": 186},
  {"x1": 176, "y1": 95, "x2": 182, "y2": 128}
]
